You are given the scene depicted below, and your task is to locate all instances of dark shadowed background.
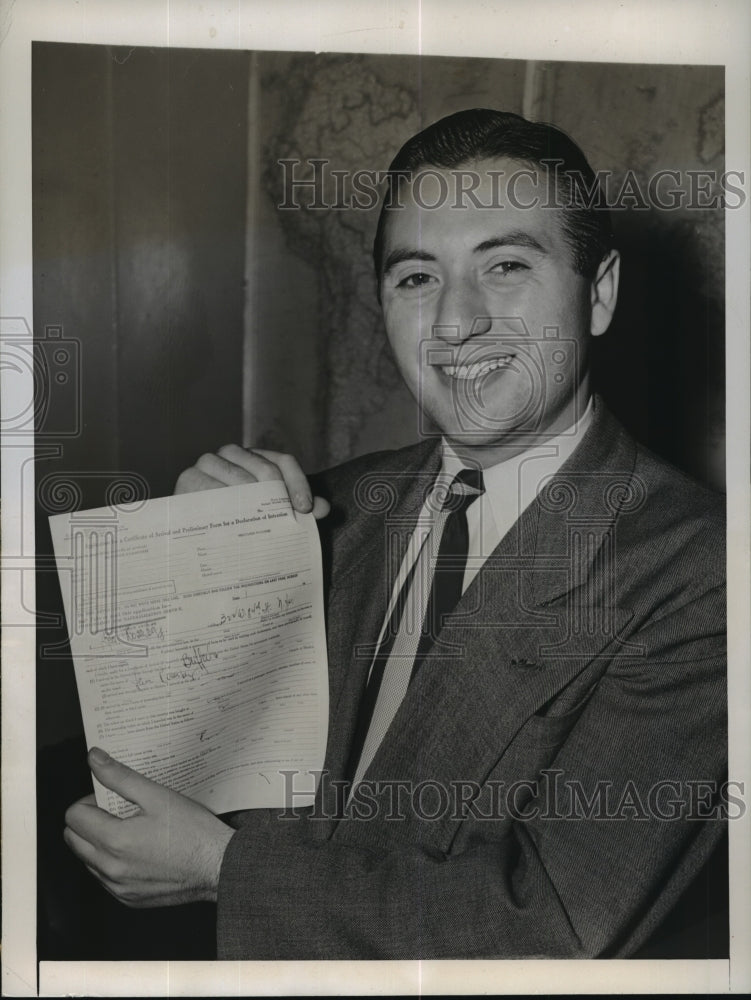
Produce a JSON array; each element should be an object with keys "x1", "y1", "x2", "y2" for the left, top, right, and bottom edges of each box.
[{"x1": 33, "y1": 43, "x2": 727, "y2": 960}]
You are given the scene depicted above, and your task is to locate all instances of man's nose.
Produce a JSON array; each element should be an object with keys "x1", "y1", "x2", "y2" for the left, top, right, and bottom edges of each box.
[{"x1": 432, "y1": 278, "x2": 492, "y2": 341}]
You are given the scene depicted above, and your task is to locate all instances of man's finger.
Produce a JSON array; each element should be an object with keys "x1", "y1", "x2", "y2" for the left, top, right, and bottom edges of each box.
[
  {"x1": 64, "y1": 826, "x2": 139, "y2": 902},
  {"x1": 174, "y1": 466, "x2": 226, "y2": 495},
  {"x1": 250, "y1": 449, "x2": 314, "y2": 512},
  {"x1": 64, "y1": 798, "x2": 122, "y2": 852},
  {"x1": 194, "y1": 452, "x2": 261, "y2": 486},
  {"x1": 63, "y1": 823, "x2": 105, "y2": 868},
  {"x1": 218, "y1": 445, "x2": 319, "y2": 514},
  {"x1": 249, "y1": 449, "x2": 331, "y2": 518},
  {"x1": 215, "y1": 444, "x2": 283, "y2": 482},
  {"x1": 86, "y1": 747, "x2": 166, "y2": 813},
  {"x1": 179, "y1": 444, "x2": 330, "y2": 517}
]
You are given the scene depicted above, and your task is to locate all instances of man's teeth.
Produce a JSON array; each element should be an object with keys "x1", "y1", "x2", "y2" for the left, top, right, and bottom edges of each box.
[{"x1": 440, "y1": 356, "x2": 513, "y2": 379}]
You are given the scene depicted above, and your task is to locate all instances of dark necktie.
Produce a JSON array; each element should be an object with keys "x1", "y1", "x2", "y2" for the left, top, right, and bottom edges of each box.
[
  {"x1": 346, "y1": 468, "x2": 485, "y2": 787},
  {"x1": 412, "y1": 467, "x2": 484, "y2": 677}
]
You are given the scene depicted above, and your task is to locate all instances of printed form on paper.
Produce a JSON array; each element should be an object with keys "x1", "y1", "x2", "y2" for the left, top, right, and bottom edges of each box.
[{"x1": 49, "y1": 481, "x2": 329, "y2": 817}]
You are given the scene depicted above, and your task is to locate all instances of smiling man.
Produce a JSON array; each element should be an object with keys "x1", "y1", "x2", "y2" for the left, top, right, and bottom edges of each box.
[
  {"x1": 375, "y1": 156, "x2": 618, "y2": 459},
  {"x1": 64, "y1": 109, "x2": 727, "y2": 959}
]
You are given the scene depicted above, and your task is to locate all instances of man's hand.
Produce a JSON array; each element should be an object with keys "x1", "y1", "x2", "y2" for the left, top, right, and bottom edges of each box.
[
  {"x1": 64, "y1": 748, "x2": 235, "y2": 908},
  {"x1": 174, "y1": 444, "x2": 330, "y2": 520}
]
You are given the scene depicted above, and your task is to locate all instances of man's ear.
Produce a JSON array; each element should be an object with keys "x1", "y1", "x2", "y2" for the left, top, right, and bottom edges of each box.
[{"x1": 590, "y1": 249, "x2": 620, "y2": 337}]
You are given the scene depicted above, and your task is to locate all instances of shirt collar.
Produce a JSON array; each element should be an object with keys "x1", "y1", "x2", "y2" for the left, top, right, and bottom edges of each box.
[{"x1": 439, "y1": 396, "x2": 595, "y2": 530}]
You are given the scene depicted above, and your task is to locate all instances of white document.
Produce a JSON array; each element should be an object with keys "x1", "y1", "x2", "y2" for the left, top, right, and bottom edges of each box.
[{"x1": 49, "y1": 481, "x2": 329, "y2": 817}]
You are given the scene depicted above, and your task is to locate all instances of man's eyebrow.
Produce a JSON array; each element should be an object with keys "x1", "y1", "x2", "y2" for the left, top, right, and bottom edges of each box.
[
  {"x1": 382, "y1": 248, "x2": 437, "y2": 276},
  {"x1": 474, "y1": 232, "x2": 548, "y2": 255},
  {"x1": 382, "y1": 233, "x2": 548, "y2": 276}
]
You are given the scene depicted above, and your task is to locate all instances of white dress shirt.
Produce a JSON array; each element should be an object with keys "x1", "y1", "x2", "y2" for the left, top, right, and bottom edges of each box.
[{"x1": 373, "y1": 397, "x2": 595, "y2": 654}]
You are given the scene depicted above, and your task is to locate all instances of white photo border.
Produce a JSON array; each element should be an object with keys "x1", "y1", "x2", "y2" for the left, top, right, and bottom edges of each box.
[{"x1": 1, "y1": 0, "x2": 749, "y2": 995}]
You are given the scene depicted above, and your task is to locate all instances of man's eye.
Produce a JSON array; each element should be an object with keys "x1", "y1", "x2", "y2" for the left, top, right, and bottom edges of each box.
[
  {"x1": 490, "y1": 260, "x2": 529, "y2": 276},
  {"x1": 396, "y1": 272, "x2": 435, "y2": 289}
]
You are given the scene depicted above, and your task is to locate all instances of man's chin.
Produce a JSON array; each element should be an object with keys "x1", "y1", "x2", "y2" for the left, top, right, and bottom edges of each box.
[
  {"x1": 426, "y1": 397, "x2": 544, "y2": 445},
  {"x1": 438, "y1": 422, "x2": 534, "y2": 449},
  {"x1": 437, "y1": 421, "x2": 569, "y2": 465},
  {"x1": 433, "y1": 400, "x2": 583, "y2": 452},
  {"x1": 442, "y1": 430, "x2": 509, "y2": 447}
]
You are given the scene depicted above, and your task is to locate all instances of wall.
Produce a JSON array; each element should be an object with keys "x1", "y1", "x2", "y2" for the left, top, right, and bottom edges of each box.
[{"x1": 34, "y1": 43, "x2": 250, "y2": 748}]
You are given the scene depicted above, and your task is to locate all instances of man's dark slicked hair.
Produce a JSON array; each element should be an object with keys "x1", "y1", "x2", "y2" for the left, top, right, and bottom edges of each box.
[{"x1": 373, "y1": 108, "x2": 615, "y2": 284}]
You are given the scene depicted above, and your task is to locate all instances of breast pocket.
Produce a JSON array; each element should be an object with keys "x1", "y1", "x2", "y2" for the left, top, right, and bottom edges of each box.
[{"x1": 518, "y1": 682, "x2": 600, "y2": 749}]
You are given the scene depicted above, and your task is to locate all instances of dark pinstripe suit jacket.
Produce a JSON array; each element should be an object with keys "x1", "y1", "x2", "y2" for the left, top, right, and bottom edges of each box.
[{"x1": 216, "y1": 397, "x2": 727, "y2": 958}]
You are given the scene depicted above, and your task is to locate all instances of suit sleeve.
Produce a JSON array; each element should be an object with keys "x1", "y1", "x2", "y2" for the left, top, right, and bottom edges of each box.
[{"x1": 215, "y1": 579, "x2": 727, "y2": 960}]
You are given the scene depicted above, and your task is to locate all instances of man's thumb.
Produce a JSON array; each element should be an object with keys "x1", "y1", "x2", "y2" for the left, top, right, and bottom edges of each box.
[{"x1": 88, "y1": 747, "x2": 162, "y2": 810}]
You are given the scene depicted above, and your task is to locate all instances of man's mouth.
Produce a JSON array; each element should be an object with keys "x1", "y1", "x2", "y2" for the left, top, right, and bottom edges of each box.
[{"x1": 438, "y1": 355, "x2": 515, "y2": 380}]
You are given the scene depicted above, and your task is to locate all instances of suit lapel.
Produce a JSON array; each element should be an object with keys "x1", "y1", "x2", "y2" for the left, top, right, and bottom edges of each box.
[{"x1": 529, "y1": 397, "x2": 639, "y2": 608}]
